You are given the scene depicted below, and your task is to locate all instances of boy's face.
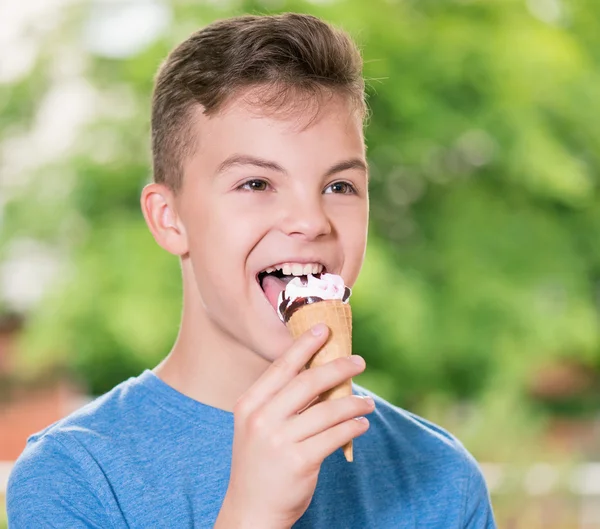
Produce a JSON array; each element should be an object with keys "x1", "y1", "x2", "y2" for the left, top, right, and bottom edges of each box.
[{"x1": 175, "y1": 92, "x2": 368, "y2": 361}]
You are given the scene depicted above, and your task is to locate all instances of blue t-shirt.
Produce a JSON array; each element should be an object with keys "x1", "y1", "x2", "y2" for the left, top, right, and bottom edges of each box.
[{"x1": 7, "y1": 370, "x2": 496, "y2": 528}]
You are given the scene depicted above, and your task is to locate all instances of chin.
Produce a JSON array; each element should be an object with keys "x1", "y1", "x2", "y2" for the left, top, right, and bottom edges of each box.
[{"x1": 251, "y1": 322, "x2": 294, "y2": 363}]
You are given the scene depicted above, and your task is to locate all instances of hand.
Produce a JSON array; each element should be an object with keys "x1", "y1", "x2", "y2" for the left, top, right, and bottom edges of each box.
[{"x1": 214, "y1": 323, "x2": 374, "y2": 529}]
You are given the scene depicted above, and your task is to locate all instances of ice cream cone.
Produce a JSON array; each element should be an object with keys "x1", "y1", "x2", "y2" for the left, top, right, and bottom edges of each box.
[{"x1": 287, "y1": 299, "x2": 354, "y2": 462}]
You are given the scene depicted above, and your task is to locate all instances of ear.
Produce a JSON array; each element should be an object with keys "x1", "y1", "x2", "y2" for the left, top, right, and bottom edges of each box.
[{"x1": 140, "y1": 183, "x2": 188, "y2": 256}]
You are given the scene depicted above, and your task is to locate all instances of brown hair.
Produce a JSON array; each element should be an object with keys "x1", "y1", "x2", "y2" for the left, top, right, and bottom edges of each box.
[{"x1": 151, "y1": 13, "x2": 366, "y2": 192}]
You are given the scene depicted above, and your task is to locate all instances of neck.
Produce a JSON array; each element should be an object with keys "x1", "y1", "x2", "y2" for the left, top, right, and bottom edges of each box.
[{"x1": 153, "y1": 263, "x2": 270, "y2": 412}]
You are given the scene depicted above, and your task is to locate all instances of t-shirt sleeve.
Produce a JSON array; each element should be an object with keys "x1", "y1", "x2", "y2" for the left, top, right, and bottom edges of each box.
[
  {"x1": 461, "y1": 455, "x2": 497, "y2": 529},
  {"x1": 7, "y1": 435, "x2": 115, "y2": 529}
]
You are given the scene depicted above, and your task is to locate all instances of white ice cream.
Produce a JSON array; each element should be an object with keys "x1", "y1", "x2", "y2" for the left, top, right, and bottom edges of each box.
[{"x1": 277, "y1": 273, "x2": 351, "y2": 322}]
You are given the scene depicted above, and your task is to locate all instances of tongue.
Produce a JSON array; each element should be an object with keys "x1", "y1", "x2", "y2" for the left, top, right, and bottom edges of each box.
[{"x1": 261, "y1": 275, "x2": 287, "y2": 311}]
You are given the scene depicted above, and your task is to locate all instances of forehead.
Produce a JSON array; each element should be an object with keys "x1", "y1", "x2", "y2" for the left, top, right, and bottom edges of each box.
[{"x1": 187, "y1": 90, "x2": 365, "y2": 167}]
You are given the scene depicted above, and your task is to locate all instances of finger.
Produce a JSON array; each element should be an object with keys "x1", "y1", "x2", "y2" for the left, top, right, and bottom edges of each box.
[
  {"x1": 234, "y1": 324, "x2": 329, "y2": 415},
  {"x1": 300, "y1": 416, "x2": 370, "y2": 465},
  {"x1": 288, "y1": 395, "x2": 375, "y2": 442},
  {"x1": 297, "y1": 394, "x2": 321, "y2": 415},
  {"x1": 264, "y1": 354, "x2": 366, "y2": 421}
]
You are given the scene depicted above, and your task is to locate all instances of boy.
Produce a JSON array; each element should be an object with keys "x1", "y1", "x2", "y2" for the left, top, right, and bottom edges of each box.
[{"x1": 7, "y1": 13, "x2": 496, "y2": 528}]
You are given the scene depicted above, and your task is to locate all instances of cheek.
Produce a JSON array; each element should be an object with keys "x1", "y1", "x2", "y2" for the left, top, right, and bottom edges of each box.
[
  {"x1": 346, "y1": 234, "x2": 368, "y2": 282},
  {"x1": 189, "y1": 204, "x2": 268, "y2": 288},
  {"x1": 183, "y1": 206, "x2": 236, "y2": 289},
  {"x1": 337, "y1": 207, "x2": 368, "y2": 283}
]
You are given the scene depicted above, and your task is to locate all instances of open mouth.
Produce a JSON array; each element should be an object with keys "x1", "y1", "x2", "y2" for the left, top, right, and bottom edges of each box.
[{"x1": 257, "y1": 263, "x2": 325, "y2": 312}]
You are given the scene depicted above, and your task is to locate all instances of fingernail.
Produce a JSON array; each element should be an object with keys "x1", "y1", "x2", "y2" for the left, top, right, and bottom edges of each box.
[
  {"x1": 362, "y1": 396, "x2": 375, "y2": 407},
  {"x1": 354, "y1": 416, "x2": 369, "y2": 424},
  {"x1": 311, "y1": 323, "x2": 327, "y2": 336},
  {"x1": 349, "y1": 355, "x2": 365, "y2": 366}
]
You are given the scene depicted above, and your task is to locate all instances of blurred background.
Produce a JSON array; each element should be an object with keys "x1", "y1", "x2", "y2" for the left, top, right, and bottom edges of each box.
[{"x1": 1, "y1": 0, "x2": 599, "y2": 526}]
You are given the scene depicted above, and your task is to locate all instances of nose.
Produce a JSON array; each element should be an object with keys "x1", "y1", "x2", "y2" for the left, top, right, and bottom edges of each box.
[{"x1": 280, "y1": 195, "x2": 332, "y2": 240}]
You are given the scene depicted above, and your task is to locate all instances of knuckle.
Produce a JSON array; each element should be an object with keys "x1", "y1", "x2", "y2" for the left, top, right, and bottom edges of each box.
[
  {"x1": 293, "y1": 370, "x2": 314, "y2": 393},
  {"x1": 334, "y1": 357, "x2": 353, "y2": 375},
  {"x1": 288, "y1": 448, "x2": 311, "y2": 474},
  {"x1": 233, "y1": 396, "x2": 252, "y2": 418},
  {"x1": 269, "y1": 430, "x2": 287, "y2": 451},
  {"x1": 272, "y1": 354, "x2": 293, "y2": 374},
  {"x1": 343, "y1": 419, "x2": 360, "y2": 437},
  {"x1": 246, "y1": 410, "x2": 268, "y2": 434}
]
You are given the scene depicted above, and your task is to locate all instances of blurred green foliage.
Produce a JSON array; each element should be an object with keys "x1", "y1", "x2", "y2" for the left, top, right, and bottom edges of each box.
[
  {"x1": 2, "y1": 0, "x2": 600, "y2": 462},
  {"x1": 0, "y1": 496, "x2": 5, "y2": 529}
]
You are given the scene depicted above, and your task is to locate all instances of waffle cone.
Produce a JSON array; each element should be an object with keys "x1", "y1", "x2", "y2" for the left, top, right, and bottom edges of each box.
[{"x1": 287, "y1": 300, "x2": 354, "y2": 462}]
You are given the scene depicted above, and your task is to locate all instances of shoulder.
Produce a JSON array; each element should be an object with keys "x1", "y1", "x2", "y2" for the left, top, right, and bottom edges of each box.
[
  {"x1": 9, "y1": 369, "x2": 143, "y2": 460},
  {"x1": 26, "y1": 371, "x2": 147, "y2": 448},
  {"x1": 7, "y1": 373, "x2": 148, "y2": 526},
  {"x1": 353, "y1": 382, "x2": 470, "y2": 460},
  {"x1": 9, "y1": 371, "x2": 151, "y2": 475},
  {"x1": 9, "y1": 373, "x2": 144, "y2": 500},
  {"x1": 7, "y1": 425, "x2": 117, "y2": 527},
  {"x1": 352, "y1": 383, "x2": 496, "y2": 527}
]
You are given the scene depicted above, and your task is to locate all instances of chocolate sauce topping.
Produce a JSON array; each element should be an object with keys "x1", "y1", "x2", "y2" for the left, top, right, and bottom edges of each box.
[
  {"x1": 342, "y1": 286, "x2": 351, "y2": 303},
  {"x1": 279, "y1": 286, "x2": 351, "y2": 323}
]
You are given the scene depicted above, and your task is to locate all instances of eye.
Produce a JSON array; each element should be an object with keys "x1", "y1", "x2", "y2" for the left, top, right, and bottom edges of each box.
[
  {"x1": 238, "y1": 179, "x2": 270, "y2": 192},
  {"x1": 324, "y1": 181, "x2": 357, "y2": 195}
]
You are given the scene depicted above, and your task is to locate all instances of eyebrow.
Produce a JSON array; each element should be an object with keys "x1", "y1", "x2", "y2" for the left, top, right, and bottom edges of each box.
[{"x1": 215, "y1": 154, "x2": 368, "y2": 178}]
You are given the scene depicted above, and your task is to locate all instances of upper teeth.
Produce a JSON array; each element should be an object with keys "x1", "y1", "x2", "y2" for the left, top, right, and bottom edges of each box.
[{"x1": 263, "y1": 263, "x2": 324, "y2": 276}]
